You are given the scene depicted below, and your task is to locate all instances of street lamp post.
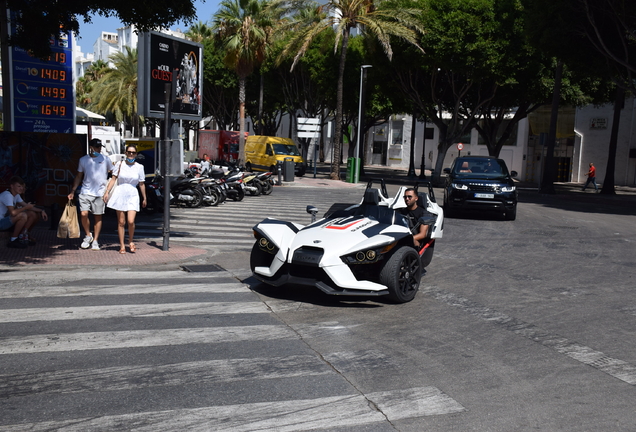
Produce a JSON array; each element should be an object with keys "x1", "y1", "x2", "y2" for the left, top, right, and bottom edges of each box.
[{"x1": 355, "y1": 65, "x2": 372, "y2": 182}]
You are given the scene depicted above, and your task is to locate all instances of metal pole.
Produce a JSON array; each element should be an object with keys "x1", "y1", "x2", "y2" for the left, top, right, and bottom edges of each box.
[
  {"x1": 162, "y1": 80, "x2": 173, "y2": 251},
  {"x1": 356, "y1": 65, "x2": 372, "y2": 182}
]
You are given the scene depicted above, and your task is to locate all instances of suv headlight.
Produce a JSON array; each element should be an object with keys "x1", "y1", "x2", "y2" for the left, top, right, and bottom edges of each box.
[
  {"x1": 500, "y1": 185, "x2": 516, "y2": 192},
  {"x1": 452, "y1": 183, "x2": 468, "y2": 190}
]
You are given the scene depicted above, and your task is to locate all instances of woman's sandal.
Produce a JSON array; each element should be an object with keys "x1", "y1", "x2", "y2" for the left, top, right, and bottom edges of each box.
[
  {"x1": 129, "y1": 243, "x2": 136, "y2": 253},
  {"x1": 119, "y1": 248, "x2": 126, "y2": 254}
]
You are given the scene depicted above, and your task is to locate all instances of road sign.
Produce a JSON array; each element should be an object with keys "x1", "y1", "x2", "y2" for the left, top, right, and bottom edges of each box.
[
  {"x1": 298, "y1": 117, "x2": 320, "y2": 138},
  {"x1": 457, "y1": 143, "x2": 464, "y2": 151}
]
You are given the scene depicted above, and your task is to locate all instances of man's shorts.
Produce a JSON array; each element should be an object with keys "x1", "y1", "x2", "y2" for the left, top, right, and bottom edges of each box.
[
  {"x1": 0, "y1": 215, "x2": 14, "y2": 231},
  {"x1": 78, "y1": 194, "x2": 105, "y2": 215}
]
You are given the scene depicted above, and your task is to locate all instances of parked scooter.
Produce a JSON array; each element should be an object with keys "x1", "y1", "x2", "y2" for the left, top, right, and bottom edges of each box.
[
  {"x1": 223, "y1": 175, "x2": 245, "y2": 201},
  {"x1": 149, "y1": 172, "x2": 204, "y2": 208},
  {"x1": 197, "y1": 177, "x2": 226, "y2": 206},
  {"x1": 242, "y1": 172, "x2": 262, "y2": 196},
  {"x1": 256, "y1": 171, "x2": 274, "y2": 195}
]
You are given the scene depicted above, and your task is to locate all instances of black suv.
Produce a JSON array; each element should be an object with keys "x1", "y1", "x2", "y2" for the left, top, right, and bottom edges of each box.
[{"x1": 443, "y1": 156, "x2": 518, "y2": 220}]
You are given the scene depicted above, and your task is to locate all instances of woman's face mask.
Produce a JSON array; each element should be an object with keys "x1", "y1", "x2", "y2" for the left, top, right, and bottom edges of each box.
[{"x1": 126, "y1": 157, "x2": 136, "y2": 163}]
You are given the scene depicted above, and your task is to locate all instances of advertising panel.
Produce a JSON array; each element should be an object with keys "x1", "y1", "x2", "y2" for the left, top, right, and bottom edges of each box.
[
  {"x1": 0, "y1": 132, "x2": 87, "y2": 208},
  {"x1": 138, "y1": 31, "x2": 203, "y2": 120}
]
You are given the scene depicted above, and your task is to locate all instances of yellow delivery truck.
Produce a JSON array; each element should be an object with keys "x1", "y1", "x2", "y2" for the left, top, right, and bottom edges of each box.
[{"x1": 244, "y1": 136, "x2": 306, "y2": 176}]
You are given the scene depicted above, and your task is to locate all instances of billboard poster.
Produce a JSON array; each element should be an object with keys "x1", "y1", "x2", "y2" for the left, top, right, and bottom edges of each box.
[
  {"x1": 10, "y1": 31, "x2": 75, "y2": 133},
  {"x1": 138, "y1": 32, "x2": 203, "y2": 120},
  {"x1": 0, "y1": 132, "x2": 87, "y2": 208}
]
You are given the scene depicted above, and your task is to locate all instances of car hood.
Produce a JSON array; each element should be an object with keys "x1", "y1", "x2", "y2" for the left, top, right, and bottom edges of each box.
[{"x1": 290, "y1": 215, "x2": 408, "y2": 266}]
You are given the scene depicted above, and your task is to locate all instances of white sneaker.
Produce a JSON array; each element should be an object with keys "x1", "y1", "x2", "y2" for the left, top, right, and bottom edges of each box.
[
  {"x1": 81, "y1": 234, "x2": 93, "y2": 249},
  {"x1": 91, "y1": 241, "x2": 100, "y2": 251}
]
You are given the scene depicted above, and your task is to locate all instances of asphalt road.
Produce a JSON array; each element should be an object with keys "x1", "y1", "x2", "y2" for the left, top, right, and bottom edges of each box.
[{"x1": 1, "y1": 183, "x2": 635, "y2": 431}]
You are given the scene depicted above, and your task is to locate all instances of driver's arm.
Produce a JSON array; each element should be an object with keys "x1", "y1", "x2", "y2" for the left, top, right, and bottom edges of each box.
[{"x1": 413, "y1": 224, "x2": 428, "y2": 248}]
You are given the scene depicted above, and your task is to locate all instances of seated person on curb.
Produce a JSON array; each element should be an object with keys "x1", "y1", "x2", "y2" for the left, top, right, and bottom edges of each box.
[
  {"x1": 0, "y1": 176, "x2": 48, "y2": 248},
  {"x1": 399, "y1": 188, "x2": 429, "y2": 248}
]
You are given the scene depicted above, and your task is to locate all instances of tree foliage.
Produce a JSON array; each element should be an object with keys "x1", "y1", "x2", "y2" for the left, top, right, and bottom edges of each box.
[
  {"x1": 90, "y1": 47, "x2": 140, "y2": 136},
  {"x1": 273, "y1": 0, "x2": 425, "y2": 179},
  {"x1": 4, "y1": 0, "x2": 196, "y2": 58},
  {"x1": 76, "y1": 60, "x2": 111, "y2": 107},
  {"x1": 212, "y1": 0, "x2": 279, "y2": 161}
]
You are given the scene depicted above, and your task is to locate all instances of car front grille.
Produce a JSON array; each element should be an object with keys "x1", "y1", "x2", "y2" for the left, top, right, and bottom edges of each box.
[{"x1": 468, "y1": 183, "x2": 497, "y2": 192}]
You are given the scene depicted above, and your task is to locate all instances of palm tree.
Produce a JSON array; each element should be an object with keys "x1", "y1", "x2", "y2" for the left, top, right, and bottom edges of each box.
[
  {"x1": 75, "y1": 60, "x2": 111, "y2": 107},
  {"x1": 276, "y1": 0, "x2": 424, "y2": 180},
  {"x1": 186, "y1": 21, "x2": 213, "y2": 42},
  {"x1": 90, "y1": 47, "x2": 140, "y2": 137},
  {"x1": 212, "y1": 0, "x2": 278, "y2": 162}
]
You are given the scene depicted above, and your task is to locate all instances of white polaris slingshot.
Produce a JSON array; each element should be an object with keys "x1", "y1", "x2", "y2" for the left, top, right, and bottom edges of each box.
[{"x1": 250, "y1": 180, "x2": 444, "y2": 303}]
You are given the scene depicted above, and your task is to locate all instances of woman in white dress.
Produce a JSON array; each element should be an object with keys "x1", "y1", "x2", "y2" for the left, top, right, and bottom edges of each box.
[{"x1": 104, "y1": 145, "x2": 147, "y2": 254}]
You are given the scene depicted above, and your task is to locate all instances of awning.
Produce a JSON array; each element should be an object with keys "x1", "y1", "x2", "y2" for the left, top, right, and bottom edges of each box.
[{"x1": 76, "y1": 107, "x2": 106, "y2": 120}]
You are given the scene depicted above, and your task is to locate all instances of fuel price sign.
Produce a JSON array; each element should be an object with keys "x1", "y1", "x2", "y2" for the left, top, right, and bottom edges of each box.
[{"x1": 11, "y1": 34, "x2": 74, "y2": 133}]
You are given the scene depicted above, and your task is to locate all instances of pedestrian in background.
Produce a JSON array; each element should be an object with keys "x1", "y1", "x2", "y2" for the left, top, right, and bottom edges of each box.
[
  {"x1": 68, "y1": 138, "x2": 114, "y2": 250},
  {"x1": 582, "y1": 162, "x2": 598, "y2": 192},
  {"x1": 104, "y1": 145, "x2": 146, "y2": 254},
  {"x1": 1, "y1": 176, "x2": 48, "y2": 248}
]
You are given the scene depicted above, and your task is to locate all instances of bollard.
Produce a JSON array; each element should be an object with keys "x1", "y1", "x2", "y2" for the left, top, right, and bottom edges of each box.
[{"x1": 277, "y1": 160, "x2": 283, "y2": 185}]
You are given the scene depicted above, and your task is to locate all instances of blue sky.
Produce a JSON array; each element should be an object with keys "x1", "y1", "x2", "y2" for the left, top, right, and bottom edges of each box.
[{"x1": 75, "y1": 0, "x2": 220, "y2": 51}]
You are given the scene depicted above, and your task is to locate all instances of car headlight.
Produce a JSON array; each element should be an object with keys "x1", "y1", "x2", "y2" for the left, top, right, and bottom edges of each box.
[
  {"x1": 253, "y1": 231, "x2": 279, "y2": 255},
  {"x1": 500, "y1": 185, "x2": 516, "y2": 192},
  {"x1": 342, "y1": 242, "x2": 396, "y2": 265},
  {"x1": 452, "y1": 183, "x2": 468, "y2": 190}
]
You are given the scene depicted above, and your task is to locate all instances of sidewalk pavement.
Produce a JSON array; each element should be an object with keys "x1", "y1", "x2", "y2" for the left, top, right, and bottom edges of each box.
[{"x1": 2, "y1": 163, "x2": 635, "y2": 269}]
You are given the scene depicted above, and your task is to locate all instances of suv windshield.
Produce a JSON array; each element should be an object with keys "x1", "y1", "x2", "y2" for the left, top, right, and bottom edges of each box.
[
  {"x1": 273, "y1": 144, "x2": 300, "y2": 156},
  {"x1": 453, "y1": 158, "x2": 509, "y2": 178}
]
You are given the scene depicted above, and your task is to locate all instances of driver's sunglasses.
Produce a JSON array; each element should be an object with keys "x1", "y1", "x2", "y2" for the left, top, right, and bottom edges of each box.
[{"x1": 403, "y1": 195, "x2": 415, "y2": 200}]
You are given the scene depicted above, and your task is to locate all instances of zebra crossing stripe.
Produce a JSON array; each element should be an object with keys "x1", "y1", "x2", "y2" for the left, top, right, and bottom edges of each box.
[
  {"x1": 0, "y1": 283, "x2": 247, "y2": 298},
  {"x1": 0, "y1": 301, "x2": 270, "y2": 323},
  {"x1": 0, "y1": 387, "x2": 464, "y2": 431},
  {"x1": 168, "y1": 238, "x2": 255, "y2": 244},
  {"x1": 0, "y1": 325, "x2": 296, "y2": 355},
  {"x1": 0, "y1": 355, "x2": 332, "y2": 397}
]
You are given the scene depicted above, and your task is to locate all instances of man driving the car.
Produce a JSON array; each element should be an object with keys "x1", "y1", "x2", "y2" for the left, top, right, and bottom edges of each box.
[{"x1": 399, "y1": 188, "x2": 429, "y2": 248}]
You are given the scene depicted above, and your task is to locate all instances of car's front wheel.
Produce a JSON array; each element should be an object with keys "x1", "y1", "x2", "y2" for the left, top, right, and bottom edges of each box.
[{"x1": 380, "y1": 246, "x2": 422, "y2": 303}]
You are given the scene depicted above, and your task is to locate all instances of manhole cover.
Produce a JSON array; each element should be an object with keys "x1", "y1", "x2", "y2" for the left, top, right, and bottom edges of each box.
[{"x1": 181, "y1": 264, "x2": 226, "y2": 273}]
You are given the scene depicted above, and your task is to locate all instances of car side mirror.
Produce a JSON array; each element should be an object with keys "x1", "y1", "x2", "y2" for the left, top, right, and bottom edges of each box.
[
  {"x1": 306, "y1": 205, "x2": 319, "y2": 223},
  {"x1": 511, "y1": 170, "x2": 518, "y2": 178},
  {"x1": 443, "y1": 168, "x2": 451, "y2": 174}
]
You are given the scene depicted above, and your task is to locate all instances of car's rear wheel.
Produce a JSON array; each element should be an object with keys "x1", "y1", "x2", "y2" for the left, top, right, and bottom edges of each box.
[{"x1": 380, "y1": 246, "x2": 422, "y2": 303}]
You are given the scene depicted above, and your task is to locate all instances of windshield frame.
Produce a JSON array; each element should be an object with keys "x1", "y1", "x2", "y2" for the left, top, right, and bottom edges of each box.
[
  {"x1": 452, "y1": 157, "x2": 510, "y2": 179},
  {"x1": 272, "y1": 144, "x2": 300, "y2": 156}
]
